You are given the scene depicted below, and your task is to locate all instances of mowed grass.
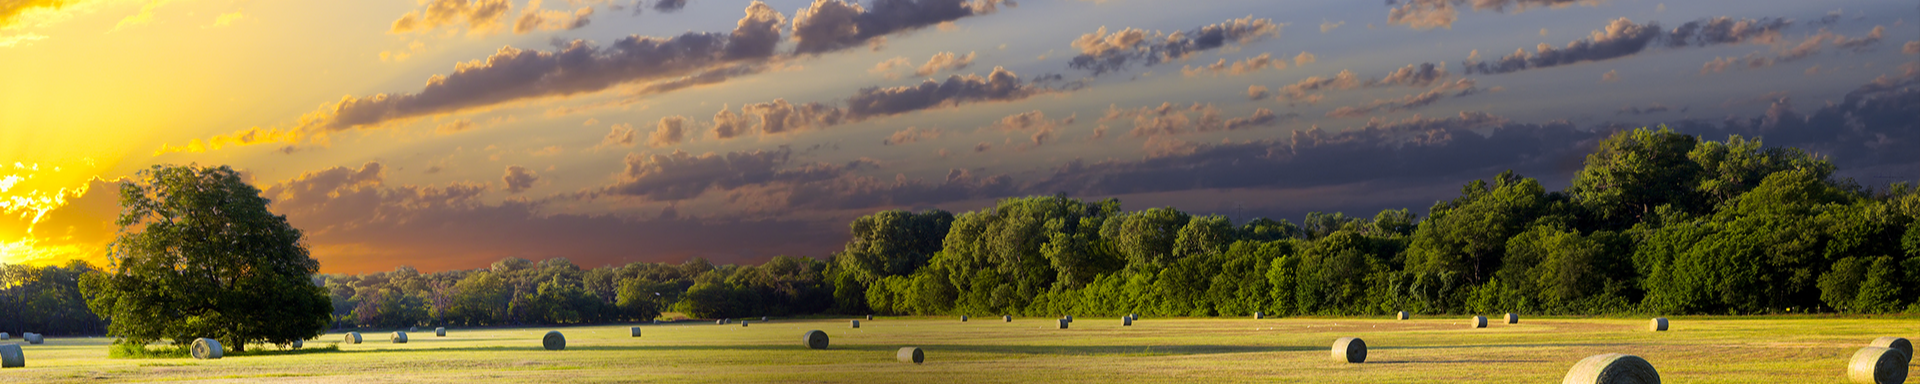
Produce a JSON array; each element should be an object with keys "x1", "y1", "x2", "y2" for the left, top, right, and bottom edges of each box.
[{"x1": 2, "y1": 316, "x2": 1915, "y2": 383}]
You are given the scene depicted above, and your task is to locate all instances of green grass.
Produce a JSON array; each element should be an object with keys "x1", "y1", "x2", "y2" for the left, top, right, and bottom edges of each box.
[{"x1": 2, "y1": 316, "x2": 1915, "y2": 383}]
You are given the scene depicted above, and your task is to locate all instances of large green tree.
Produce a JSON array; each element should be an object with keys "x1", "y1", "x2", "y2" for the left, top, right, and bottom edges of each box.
[{"x1": 80, "y1": 164, "x2": 331, "y2": 352}]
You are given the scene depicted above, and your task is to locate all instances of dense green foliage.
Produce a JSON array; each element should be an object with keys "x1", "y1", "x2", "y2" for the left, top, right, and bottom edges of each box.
[
  {"x1": 0, "y1": 260, "x2": 107, "y2": 335},
  {"x1": 78, "y1": 165, "x2": 332, "y2": 352},
  {"x1": 6, "y1": 129, "x2": 1919, "y2": 337}
]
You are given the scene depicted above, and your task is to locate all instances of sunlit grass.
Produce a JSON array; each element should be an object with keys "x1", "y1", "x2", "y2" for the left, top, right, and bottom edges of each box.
[{"x1": 2, "y1": 316, "x2": 1915, "y2": 383}]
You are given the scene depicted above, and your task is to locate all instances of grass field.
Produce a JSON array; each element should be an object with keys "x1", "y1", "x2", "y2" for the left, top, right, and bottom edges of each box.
[{"x1": 2, "y1": 316, "x2": 1914, "y2": 383}]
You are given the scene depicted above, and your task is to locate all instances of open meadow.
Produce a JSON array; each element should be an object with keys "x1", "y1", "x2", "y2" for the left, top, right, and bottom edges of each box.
[{"x1": 2, "y1": 316, "x2": 1913, "y2": 383}]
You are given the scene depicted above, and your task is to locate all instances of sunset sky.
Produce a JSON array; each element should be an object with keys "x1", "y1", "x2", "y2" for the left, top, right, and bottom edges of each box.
[{"x1": 3, "y1": 0, "x2": 1916, "y2": 273}]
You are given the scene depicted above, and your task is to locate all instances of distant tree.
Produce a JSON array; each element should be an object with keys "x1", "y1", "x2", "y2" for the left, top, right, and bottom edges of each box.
[{"x1": 79, "y1": 164, "x2": 332, "y2": 352}]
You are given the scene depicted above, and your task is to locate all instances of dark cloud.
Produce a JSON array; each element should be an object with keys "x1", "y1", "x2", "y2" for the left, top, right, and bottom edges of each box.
[
  {"x1": 1663, "y1": 17, "x2": 1791, "y2": 47},
  {"x1": 503, "y1": 165, "x2": 539, "y2": 194},
  {"x1": 654, "y1": 0, "x2": 688, "y2": 12},
  {"x1": 1467, "y1": 18, "x2": 1661, "y2": 75},
  {"x1": 1104, "y1": 103, "x2": 1290, "y2": 137},
  {"x1": 259, "y1": 162, "x2": 841, "y2": 272},
  {"x1": 390, "y1": 0, "x2": 512, "y2": 35},
  {"x1": 1386, "y1": 0, "x2": 1597, "y2": 30},
  {"x1": 790, "y1": 0, "x2": 1011, "y2": 55},
  {"x1": 743, "y1": 99, "x2": 845, "y2": 135},
  {"x1": 314, "y1": 2, "x2": 786, "y2": 134},
  {"x1": 600, "y1": 146, "x2": 843, "y2": 201},
  {"x1": 1615, "y1": 103, "x2": 1673, "y2": 115},
  {"x1": 844, "y1": 66, "x2": 1047, "y2": 120},
  {"x1": 1069, "y1": 16, "x2": 1281, "y2": 75},
  {"x1": 1325, "y1": 78, "x2": 1494, "y2": 118}
]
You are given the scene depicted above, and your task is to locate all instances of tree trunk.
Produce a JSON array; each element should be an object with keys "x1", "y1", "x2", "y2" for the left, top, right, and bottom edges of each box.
[{"x1": 231, "y1": 340, "x2": 245, "y2": 353}]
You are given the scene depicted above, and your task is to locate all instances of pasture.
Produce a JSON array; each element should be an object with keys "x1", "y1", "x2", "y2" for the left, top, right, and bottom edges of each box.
[{"x1": 1, "y1": 316, "x2": 1913, "y2": 383}]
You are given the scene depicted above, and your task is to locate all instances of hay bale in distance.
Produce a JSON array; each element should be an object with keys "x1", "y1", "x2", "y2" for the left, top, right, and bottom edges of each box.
[
  {"x1": 1397, "y1": 311, "x2": 1409, "y2": 320},
  {"x1": 345, "y1": 332, "x2": 362, "y2": 344},
  {"x1": 542, "y1": 331, "x2": 566, "y2": 351},
  {"x1": 716, "y1": 319, "x2": 725, "y2": 325},
  {"x1": 1123, "y1": 316, "x2": 1132, "y2": 326},
  {"x1": 289, "y1": 339, "x2": 303, "y2": 349},
  {"x1": 1255, "y1": 312, "x2": 1265, "y2": 319},
  {"x1": 631, "y1": 327, "x2": 643, "y2": 337},
  {"x1": 1505, "y1": 313, "x2": 1519, "y2": 324},
  {"x1": 742, "y1": 321, "x2": 750, "y2": 327},
  {"x1": 409, "y1": 326, "x2": 417, "y2": 332},
  {"x1": 961, "y1": 315, "x2": 968, "y2": 322},
  {"x1": 1649, "y1": 318, "x2": 1668, "y2": 332},
  {"x1": 22, "y1": 333, "x2": 41, "y2": 345},
  {"x1": 1057, "y1": 319, "x2": 1070, "y2": 329},
  {"x1": 866, "y1": 315, "x2": 873, "y2": 321},
  {"x1": 761, "y1": 316, "x2": 768, "y2": 321},
  {"x1": 0, "y1": 332, "x2": 8, "y2": 340},
  {"x1": 1332, "y1": 337, "x2": 1366, "y2": 364},
  {"x1": 436, "y1": 327, "x2": 446, "y2": 337},
  {"x1": 1064, "y1": 315, "x2": 1073, "y2": 322},
  {"x1": 1471, "y1": 316, "x2": 1487, "y2": 328},
  {"x1": 0, "y1": 344, "x2": 21, "y2": 368},
  {"x1": 1561, "y1": 353, "x2": 1659, "y2": 384},
  {"x1": 897, "y1": 347, "x2": 924, "y2": 364},
  {"x1": 191, "y1": 338, "x2": 223, "y2": 360},
  {"x1": 802, "y1": 330, "x2": 829, "y2": 350},
  {"x1": 1870, "y1": 337, "x2": 1913, "y2": 359},
  {"x1": 1003, "y1": 315, "x2": 1012, "y2": 322},
  {"x1": 391, "y1": 331, "x2": 408, "y2": 344},
  {"x1": 851, "y1": 320, "x2": 860, "y2": 329},
  {"x1": 1848, "y1": 347, "x2": 1909, "y2": 384}
]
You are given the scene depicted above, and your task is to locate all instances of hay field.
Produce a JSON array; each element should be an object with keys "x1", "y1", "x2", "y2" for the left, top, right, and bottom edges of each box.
[{"x1": 1, "y1": 316, "x2": 1913, "y2": 383}]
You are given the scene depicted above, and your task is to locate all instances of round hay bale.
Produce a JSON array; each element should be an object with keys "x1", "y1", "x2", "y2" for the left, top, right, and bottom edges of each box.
[
  {"x1": 1870, "y1": 337, "x2": 1913, "y2": 359},
  {"x1": 1057, "y1": 319, "x2": 1070, "y2": 329},
  {"x1": 345, "y1": 332, "x2": 362, "y2": 344},
  {"x1": 1561, "y1": 353, "x2": 1659, "y2": 384},
  {"x1": 742, "y1": 321, "x2": 750, "y2": 327},
  {"x1": 290, "y1": 339, "x2": 303, "y2": 349},
  {"x1": 1649, "y1": 318, "x2": 1668, "y2": 332},
  {"x1": 1064, "y1": 315, "x2": 1073, "y2": 322},
  {"x1": 1471, "y1": 316, "x2": 1487, "y2": 329},
  {"x1": 542, "y1": 331, "x2": 566, "y2": 351},
  {"x1": 761, "y1": 316, "x2": 768, "y2": 321},
  {"x1": 391, "y1": 331, "x2": 409, "y2": 343},
  {"x1": 802, "y1": 330, "x2": 829, "y2": 350},
  {"x1": 1129, "y1": 313, "x2": 1138, "y2": 320},
  {"x1": 866, "y1": 315, "x2": 873, "y2": 321},
  {"x1": 1255, "y1": 312, "x2": 1265, "y2": 319},
  {"x1": 1123, "y1": 316, "x2": 1132, "y2": 326},
  {"x1": 1848, "y1": 346, "x2": 1909, "y2": 384},
  {"x1": 1505, "y1": 313, "x2": 1519, "y2": 324},
  {"x1": 851, "y1": 320, "x2": 861, "y2": 329},
  {"x1": 190, "y1": 338, "x2": 223, "y2": 360},
  {"x1": 0, "y1": 332, "x2": 9, "y2": 341},
  {"x1": 961, "y1": 315, "x2": 968, "y2": 322},
  {"x1": 436, "y1": 327, "x2": 446, "y2": 337},
  {"x1": 631, "y1": 327, "x2": 643, "y2": 337},
  {"x1": 408, "y1": 326, "x2": 417, "y2": 332},
  {"x1": 716, "y1": 319, "x2": 725, "y2": 325},
  {"x1": 1332, "y1": 337, "x2": 1366, "y2": 364},
  {"x1": 897, "y1": 347, "x2": 924, "y2": 364},
  {"x1": 0, "y1": 344, "x2": 22, "y2": 368},
  {"x1": 1003, "y1": 315, "x2": 1012, "y2": 322},
  {"x1": 652, "y1": 319, "x2": 660, "y2": 325},
  {"x1": 1397, "y1": 311, "x2": 1409, "y2": 320},
  {"x1": 22, "y1": 333, "x2": 41, "y2": 345}
]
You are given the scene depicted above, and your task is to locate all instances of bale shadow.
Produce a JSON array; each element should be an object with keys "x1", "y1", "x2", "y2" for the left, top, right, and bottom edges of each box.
[
  {"x1": 325, "y1": 343, "x2": 1315, "y2": 356},
  {"x1": 1378, "y1": 343, "x2": 1630, "y2": 350},
  {"x1": 1367, "y1": 359, "x2": 1552, "y2": 364}
]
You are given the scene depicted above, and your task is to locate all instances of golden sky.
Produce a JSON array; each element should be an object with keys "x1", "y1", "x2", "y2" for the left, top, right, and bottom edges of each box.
[{"x1": 3, "y1": 0, "x2": 1916, "y2": 273}]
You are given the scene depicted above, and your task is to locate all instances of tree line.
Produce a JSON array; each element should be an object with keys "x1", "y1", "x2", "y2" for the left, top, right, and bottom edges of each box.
[{"x1": 4, "y1": 128, "x2": 1918, "y2": 335}]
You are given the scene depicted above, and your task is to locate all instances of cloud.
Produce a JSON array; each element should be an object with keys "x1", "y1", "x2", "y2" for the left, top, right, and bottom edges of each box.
[
  {"x1": 600, "y1": 146, "x2": 836, "y2": 201},
  {"x1": 437, "y1": 120, "x2": 476, "y2": 134},
  {"x1": 1247, "y1": 85, "x2": 1270, "y2": 101},
  {"x1": 1614, "y1": 103, "x2": 1672, "y2": 115},
  {"x1": 153, "y1": 127, "x2": 301, "y2": 154},
  {"x1": 654, "y1": 0, "x2": 688, "y2": 12},
  {"x1": 1601, "y1": 69, "x2": 1619, "y2": 82},
  {"x1": 603, "y1": 123, "x2": 637, "y2": 146},
  {"x1": 1324, "y1": 78, "x2": 1494, "y2": 118},
  {"x1": 1466, "y1": 18, "x2": 1661, "y2": 74},
  {"x1": 1182, "y1": 53, "x2": 1286, "y2": 77},
  {"x1": 1069, "y1": 16, "x2": 1282, "y2": 75},
  {"x1": 1294, "y1": 51, "x2": 1317, "y2": 65},
  {"x1": 1104, "y1": 103, "x2": 1291, "y2": 137},
  {"x1": 742, "y1": 99, "x2": 845, "y2": 135},
  {"x1": 503, "y1": 165, "x2": 539, "y2": 194},
  {"x1": 868, "y1": 56, "x2": 912, "y2": 79},
  {"x1": 789, "y1": 0, "x2": 1011, "y2": 55},
  {"x1": 647, "y1": 116, "x2": 690, "y2": 147},
  {"x1": 1387, "y1": 0, "x2": 1601, "y2": 30},
  {"x1": 1320, "y1": 20, "x2": 1344, "y2": 33},
  {"x1": 1272, "y1": 70, "x2": 1360, "y2": 103},
  {"x1": 0, "y1": 33, "x2": 49, "y2": 48},
  {"x1": 513, "y1": 1, "x2": 594, "y2": 34},
  {"x1": 973, "y1": 142, "x2": 993, "y2": 152},
  {"x1": 258, "y1": 162, "x2": 843, "y2": 271},
  {"x1": 2, "y1": 0, "x2": 79, "y2": 28},
  {"x1": 1906, "y1": 41, "x2": 1919, "y2": 55},
  {"x1": 883, "y1": 126, "x2": 943, "y2": 145},
  {"x1": 1368, "y1": 62, "x2": 1447, "y2": 87},
  {"x1": 1662, "y1": 17, "x2": 1792, "y2": 47},
  {"x1": 843, "y1": 66, "x2": 1048, "y2": 120},
  {"x1": 914, "y1": 51, "x2": 974, "y2": 76},
  {"x1": 209, "y1": 11, "x2": 243, "y2": 27},
  {"x1": 710, "y1": 105, "x2": 750, "y2": 139},
  {"x1": 390, "y1": 0, "x2": 512, "y2": 35}
]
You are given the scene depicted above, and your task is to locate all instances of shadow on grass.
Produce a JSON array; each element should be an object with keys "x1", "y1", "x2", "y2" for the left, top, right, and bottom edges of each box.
[
  {"x1": 323, "y1": 344, "x2": 1315, "y2": 356},
  {"x1": 1375, "y1": 343, "x2": 1631, "y2": 350},
  {"x1": 1367, "y1": 359, "x2": 1552, "y2": 364}
]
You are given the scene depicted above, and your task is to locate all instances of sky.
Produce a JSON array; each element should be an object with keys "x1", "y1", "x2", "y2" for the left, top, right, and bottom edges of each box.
[{"x1": 2, "y1": 0, "x2": 1916, "y2": 273}]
